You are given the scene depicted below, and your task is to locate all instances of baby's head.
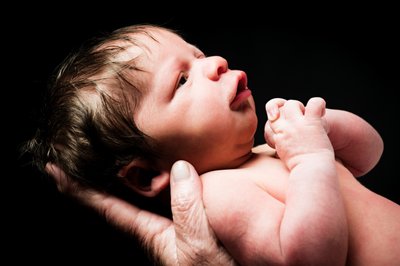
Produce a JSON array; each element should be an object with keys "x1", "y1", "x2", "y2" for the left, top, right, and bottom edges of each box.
[{"x1": 26, "y1": 24, "x2": 257, "y2": 196}]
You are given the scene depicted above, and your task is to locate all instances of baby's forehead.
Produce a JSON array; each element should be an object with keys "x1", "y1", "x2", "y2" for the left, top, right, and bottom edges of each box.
[
  {"x1": 114, "y1": 29, "x2": 195, "y2": 68},
  {"x1": 98, "y1": 34, "x2": 152, "y2": 62},
  {"x1": 102, "y1": 27, "x2": 182, "y2": 62}
]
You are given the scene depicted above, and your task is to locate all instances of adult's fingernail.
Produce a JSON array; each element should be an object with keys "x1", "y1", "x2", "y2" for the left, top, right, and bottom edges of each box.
[
  {"x1": 45, "y1": 162, "x2": 55, "y2": 175},
  {"x1": 172, "y1": 161, "x2": 190, "y2": 182}
]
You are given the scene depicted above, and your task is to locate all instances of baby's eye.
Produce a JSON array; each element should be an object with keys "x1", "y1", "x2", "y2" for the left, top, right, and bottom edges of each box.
[{"x1": 177, "y1": 74, "x2": 188, "y2": 88}]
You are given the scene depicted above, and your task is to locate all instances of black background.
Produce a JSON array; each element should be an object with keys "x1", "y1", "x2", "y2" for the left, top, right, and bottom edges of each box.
[{"x1": 9, "y1": 6, "x2": 399, "y2": 265}]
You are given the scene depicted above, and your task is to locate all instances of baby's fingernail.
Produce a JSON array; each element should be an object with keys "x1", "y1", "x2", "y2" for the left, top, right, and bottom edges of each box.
[
  {"x1": 172, "y1": 161, "x2": 190, "y2": 182},
  {"x1": 267, "y1": 106, "x2": 279, "y2": 121}
]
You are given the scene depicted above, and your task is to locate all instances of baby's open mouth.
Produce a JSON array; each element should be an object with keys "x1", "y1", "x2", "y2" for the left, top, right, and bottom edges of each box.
[{"x1": 231, "y1": 75, "x2": 251, "y2": 110}]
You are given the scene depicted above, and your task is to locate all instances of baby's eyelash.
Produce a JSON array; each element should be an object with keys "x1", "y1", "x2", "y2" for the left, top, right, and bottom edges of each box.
[
  {"x1": 197, "y1": 54, "x2": 206, "y2": 59},
  {"x1": 177, "y1": 73, "x2": 188, "y2": 88}
]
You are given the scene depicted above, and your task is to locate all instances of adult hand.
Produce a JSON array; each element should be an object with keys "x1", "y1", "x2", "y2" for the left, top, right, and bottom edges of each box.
[{"x1": 46, "y1": 160, "x2": 236, "y2": 266}]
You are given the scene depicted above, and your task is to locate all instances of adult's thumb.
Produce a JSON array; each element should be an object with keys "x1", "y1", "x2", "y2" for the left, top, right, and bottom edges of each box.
[
  {"x1": 170, "y1": 160, "x2": 210, "y2": 241},
  {"x1": 170, "y1": 160, "x2": 203, "y2": 215},
  {"x1": 169, "y1": 161, "x2": 237, "y2": 265},
  {"x1": 171, "y1": 160, "x2": 192, "y2": 182}
]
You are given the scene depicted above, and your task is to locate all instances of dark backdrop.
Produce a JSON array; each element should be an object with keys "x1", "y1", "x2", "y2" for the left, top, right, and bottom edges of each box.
[{"x1": 10, "y1": 8, "x2": 399, "y2": 265}]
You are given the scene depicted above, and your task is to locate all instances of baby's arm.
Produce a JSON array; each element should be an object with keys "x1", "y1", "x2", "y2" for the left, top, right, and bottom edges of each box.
[
  {"x1": 325, "y1": 108, "x2": 384, "y2": 177},
  {"x1": 265, "y1": 97, "x2": 348, "y2": 265}
]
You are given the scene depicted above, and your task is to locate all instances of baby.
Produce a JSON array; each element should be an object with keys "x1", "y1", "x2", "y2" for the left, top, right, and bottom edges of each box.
[{"x1": 25, "y1": 24, "x2": 400, "y2": 265}]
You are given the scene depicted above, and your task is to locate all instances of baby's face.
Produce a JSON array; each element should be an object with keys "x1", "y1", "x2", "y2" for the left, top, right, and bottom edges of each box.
[{"x1": 129, "y1": 28, "x2": 258, "y2": 173}]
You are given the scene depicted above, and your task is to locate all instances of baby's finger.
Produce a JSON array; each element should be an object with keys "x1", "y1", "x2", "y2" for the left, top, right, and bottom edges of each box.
[
  {"x1": 281, "y1": 99, "x2": 305, "y2": 119},
  {"x1": 265, "y1": 98, "x2": 286, "y2": 122},
  {"x1": 264, "y1": 121, "x2": 276, "y2": 148},
  {"x1": 305, "y1": 97, "x2": 326, "y2": 118}
]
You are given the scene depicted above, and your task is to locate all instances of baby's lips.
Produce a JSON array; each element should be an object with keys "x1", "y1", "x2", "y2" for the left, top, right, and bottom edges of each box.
[{"x1": 230, "y1": 88, "x2": 252, "y2": 110}]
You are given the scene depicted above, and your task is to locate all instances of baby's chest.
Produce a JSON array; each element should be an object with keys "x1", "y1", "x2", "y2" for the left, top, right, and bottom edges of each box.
[
  {"x1": 201, "y1": 156, "x2": 289, "y2": 219},
  {"x1": 243, "y1": 156, "x2": 289, "y2": 202}
]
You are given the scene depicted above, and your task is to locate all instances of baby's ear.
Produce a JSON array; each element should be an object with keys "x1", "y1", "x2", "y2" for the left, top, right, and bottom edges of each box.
[{"x1": 118, "y1": 159, "x2": 170, "y2": 197}]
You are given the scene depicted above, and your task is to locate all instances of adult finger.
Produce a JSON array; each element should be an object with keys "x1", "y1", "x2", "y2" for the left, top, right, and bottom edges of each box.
[
  {"x1": 45, "y1": 163, "x2": 90, "y2": 198},
  {"x1": 45, "y1": 163, "x2": 174, "y2": 264},
  {"x1": 170, "y1": 160, "x2": 236, "y2": 265}
]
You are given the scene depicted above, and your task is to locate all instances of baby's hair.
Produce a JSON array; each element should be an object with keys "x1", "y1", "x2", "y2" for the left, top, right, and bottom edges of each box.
[{"x1": 23, "y1": 24, "x2": 175, "y2": 189}]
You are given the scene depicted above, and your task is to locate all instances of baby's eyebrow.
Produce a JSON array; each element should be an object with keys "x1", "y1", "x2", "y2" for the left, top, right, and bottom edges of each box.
[{"x1": 191, "y1": 44, "x2": 206, "y2": 57}]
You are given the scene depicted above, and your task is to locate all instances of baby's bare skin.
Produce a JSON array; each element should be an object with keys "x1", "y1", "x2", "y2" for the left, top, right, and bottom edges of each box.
[
  {"x1": 202, "y1": 97, "x2": 400, "y2": 266},
  {"x1": 36, "y1": 25, "x2": 398, "y2": 265},
  {"x1": 202, "y1": 145, "x2": 400, "y2": 265}
]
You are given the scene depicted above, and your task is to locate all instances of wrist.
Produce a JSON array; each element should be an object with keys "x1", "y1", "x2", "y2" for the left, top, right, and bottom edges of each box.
[{"x1": 286, "y1": 150, "x2": 335, "y2": 171}]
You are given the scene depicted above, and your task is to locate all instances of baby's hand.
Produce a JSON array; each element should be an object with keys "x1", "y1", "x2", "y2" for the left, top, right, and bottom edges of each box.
[{"x1": 264, "y1": 97, "x2": 333, "y2": 170}]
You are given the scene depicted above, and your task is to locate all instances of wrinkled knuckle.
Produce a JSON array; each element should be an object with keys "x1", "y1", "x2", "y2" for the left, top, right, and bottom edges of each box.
[
  {"x1": 179, "y1": 247, "x2": 215, "y2": 266},
  {"x1": 183, "y1": 247, "x2": 236, "y2": 266},
  {"x1": 56, "y1": 176, "x2": 74, "y2": 194},
  {"x1": 99, "y1": 202, "x2": 114, "y2": 225},
  {"x1": 57, "y1": 181, "x2": 72, "y2": 194},
  {"x1": 171, "y1": 194, "x2": 196, "y2": 214}
]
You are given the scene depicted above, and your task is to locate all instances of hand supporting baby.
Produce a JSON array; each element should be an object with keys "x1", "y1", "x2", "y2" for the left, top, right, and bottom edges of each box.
[{"x1": 45, "y1": 161, "x2": 237, "y2": 266}]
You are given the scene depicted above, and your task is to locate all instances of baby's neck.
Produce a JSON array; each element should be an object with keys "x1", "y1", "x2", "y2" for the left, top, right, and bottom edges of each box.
[{"x1": 196, "y1": 149, "x2": 254, "y2": 175}]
